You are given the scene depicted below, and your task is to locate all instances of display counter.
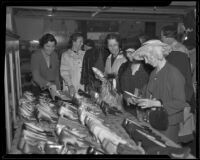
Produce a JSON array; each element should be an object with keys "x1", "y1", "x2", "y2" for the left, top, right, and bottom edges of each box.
[{"x1": 9, "y1": 89, "x2": 195, "y2": 158}]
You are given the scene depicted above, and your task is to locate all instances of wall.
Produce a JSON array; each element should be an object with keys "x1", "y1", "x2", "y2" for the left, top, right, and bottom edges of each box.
[
  {"x1": 14, "y1": 17, "x2": 44, "y2": 40},
  {"x1": 119, "y1": 20, "x2": 145, "y2": 38},
  {"x1": 14, "y1": 16, "x2": 181, "y2": 47},
  {"x1": 43, "y1": 18, "x2": 78, "y2": 48},
  {"x1": 14, "y1": 17, "x2": 78, "y2": 44}
]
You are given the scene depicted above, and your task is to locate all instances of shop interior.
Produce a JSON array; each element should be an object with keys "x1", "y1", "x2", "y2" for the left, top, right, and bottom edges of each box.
[{"x1": 5, "y1": 2, "x2": 197, "y2": 157}]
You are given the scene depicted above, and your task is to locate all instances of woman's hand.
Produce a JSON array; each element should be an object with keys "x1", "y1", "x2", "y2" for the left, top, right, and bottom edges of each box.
[
  {"x1": 41, "y1": 81, "x2": 53, "y2": 90},
  {"x1": 124, "y1": 93, "x2": 136, "y2": 105},
  {"x1": 136, "y1": 98, "x2": 162, "y2": 109},
  {"x1": 126, "y1": 97, "x2": 136, "y2": 105},
  {"x1": 48, "y1": 83, "x2": 57, "y2": 90},
  {"x1": 46, "y1": 81, "x2": 55, "y2": 87},
  {"x1": 48, "y1": 83, "x2": 58, "y2": 100}
]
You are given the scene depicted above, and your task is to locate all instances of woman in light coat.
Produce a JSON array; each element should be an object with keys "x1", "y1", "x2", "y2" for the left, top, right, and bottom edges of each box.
[
  {"x1": 104, "y1": 33, "x2": 127, "y2": 89},
  {"x1": 60, "y1": 33, "x2": 85, "y2": 97}
]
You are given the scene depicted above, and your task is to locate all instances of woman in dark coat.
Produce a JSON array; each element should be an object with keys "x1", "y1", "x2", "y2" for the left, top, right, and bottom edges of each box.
[
  {"x1": 132, "y1": 40, "x2": 190, "y2": 143},
  {"x1": 80, "y1": 39, "x2": 100, "y2": 92},
  {"x1": 30, "y1": 33, "x2": 60, "y2": 95},
  {"x1": 117, "y1": 37, "x2": 150, "y2": 114}
]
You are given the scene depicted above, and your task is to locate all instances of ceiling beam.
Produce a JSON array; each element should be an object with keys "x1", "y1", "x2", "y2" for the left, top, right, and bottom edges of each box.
[
  {"x1": 55, "y1": 6, "x2": 192, "y2": 15},
  {"x1": 14, "y1": 9, "x2": 183, "y2": 22},
  {"x1": 11, "y1": 6, "x2": 194, "y2": 15},
  {"x1": 170, "y1": 1, "x2": 196, "y2": 6}
]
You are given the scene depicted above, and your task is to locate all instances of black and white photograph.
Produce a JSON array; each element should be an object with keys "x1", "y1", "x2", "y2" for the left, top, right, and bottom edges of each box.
[{"x1": 3, "y1": 1, "x2": 198, "y2": 158}]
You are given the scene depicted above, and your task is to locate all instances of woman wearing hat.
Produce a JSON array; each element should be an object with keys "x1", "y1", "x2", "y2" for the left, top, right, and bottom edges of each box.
[{"x1": 132, "y1": 40, "x2": 190, "y2": 143}]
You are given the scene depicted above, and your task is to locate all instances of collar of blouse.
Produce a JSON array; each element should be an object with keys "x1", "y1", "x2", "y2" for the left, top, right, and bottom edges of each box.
[
  {"x1": 108, "y1": 51, "x2": 124, "y2": 59},
  {"x1": 69, "y1": 49, "x2": 85, "y2": 58}
]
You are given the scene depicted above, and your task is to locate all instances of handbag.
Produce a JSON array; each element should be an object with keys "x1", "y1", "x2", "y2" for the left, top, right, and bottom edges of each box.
[{"x1": 148, "y1": 107, "x2": 169, "y2": 131}]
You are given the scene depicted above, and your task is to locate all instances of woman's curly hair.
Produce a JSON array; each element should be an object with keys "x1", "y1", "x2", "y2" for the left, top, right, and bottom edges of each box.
[{"x1": 39, "y1": 33, "x2": 57, "y2": 48}]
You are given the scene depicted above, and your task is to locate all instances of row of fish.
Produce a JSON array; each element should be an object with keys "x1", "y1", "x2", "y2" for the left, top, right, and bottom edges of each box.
[
  {"x1": 18, "y1": 121, "x2": 58, "y2": 154},
  {"x1": 19, "y1": 91, "x2": 59, "y2": 123},
  {"x1": 18, "y1": 91, "x2": 37, "y2": 120}
]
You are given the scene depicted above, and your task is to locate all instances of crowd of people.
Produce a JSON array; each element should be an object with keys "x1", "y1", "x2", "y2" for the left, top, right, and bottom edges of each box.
[{"x1": 30, "y1": 23, "x2": 196, "y2": 149}]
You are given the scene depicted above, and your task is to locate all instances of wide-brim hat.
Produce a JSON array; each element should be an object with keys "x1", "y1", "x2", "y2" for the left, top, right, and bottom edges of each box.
[{"x1": 132, "y1": 40, "x2": 172, "y2": 60}]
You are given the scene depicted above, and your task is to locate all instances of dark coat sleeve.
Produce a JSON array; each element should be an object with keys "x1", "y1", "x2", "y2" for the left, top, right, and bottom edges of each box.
[
  {"x1": 166, "y1": 51, "x2": 194, "y2": 103},
  {"x1": 163, "y1": 68, "x2": 189, "y2": 115},
  {"x1": 116, "y1": 62, "x2": 128, "y2": 94},
  {"x1": 80, "y1": 51, "x2": 88, "y2": 85},
  {"x1": 54, "y1": 53, "x2": 61, "y2": 90},
  {"x1": 94, "y1": 51, "x2": 105, "y2": 73},
  {"x1": 31, "y1": 52, "x2": 48, "y2": 88}
]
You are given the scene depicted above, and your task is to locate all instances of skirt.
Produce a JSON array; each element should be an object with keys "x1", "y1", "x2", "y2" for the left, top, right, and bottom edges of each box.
[{"x1": 160, "y1": 124, "x2": 180, "y2": 143}]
